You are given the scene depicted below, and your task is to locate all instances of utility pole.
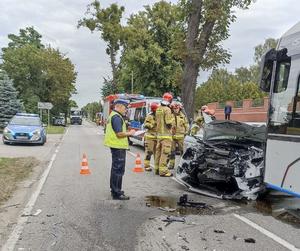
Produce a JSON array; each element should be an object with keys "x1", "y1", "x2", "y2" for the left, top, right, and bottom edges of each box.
[{"x1": 131, "y1": 71, "x2": 133, "y2": 94}]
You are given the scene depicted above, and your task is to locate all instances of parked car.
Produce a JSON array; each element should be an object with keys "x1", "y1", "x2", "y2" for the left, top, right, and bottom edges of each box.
[
  {"x1": 176, "y1": 120, "x2": 266, "y2": 200},
  {"x1": 52, "y1": 116, "x2": 66, "y2": 126},
  {"x1": 2, "y1": 113, "x2": 47, "y2": 145}
]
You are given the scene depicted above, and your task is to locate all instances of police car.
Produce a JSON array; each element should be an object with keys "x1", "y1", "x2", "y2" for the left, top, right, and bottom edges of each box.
[{"x1": 2, "y1": 113, "x2": 47, "y2": 145}]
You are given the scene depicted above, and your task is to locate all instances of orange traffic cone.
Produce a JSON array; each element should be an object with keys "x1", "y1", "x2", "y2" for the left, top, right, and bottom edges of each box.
[
  {"x1": 133, "y1": 153, "x2": 144, "y2": 173},
  {"x1": 80, "y1": 153, "x2": 91, "y2": 175}
]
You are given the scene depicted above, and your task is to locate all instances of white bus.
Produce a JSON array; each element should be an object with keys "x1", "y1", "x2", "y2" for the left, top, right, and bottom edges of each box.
[{"x1": 260, "y1": 21, "x2": 300, "y2": 197}]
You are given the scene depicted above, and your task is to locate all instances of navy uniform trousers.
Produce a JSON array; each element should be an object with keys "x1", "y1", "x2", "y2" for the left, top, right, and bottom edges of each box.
[{"x1": 110, "y1": 148, "x2": 126, "y2": 197}]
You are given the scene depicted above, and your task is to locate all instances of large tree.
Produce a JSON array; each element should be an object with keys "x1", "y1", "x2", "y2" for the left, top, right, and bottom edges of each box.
[
  {"x1": 118, "y1": 1, "x2": 183, "y2": 96},
  {"x1": 0, "y1": 71, "x2": 23, "y2": 128},
  {"x1": 180, "y1": 0, "x2": 252, "y2": 118},
  {"x1": 1, "y1": 27, "x2": 77, "y2": 114},
  {"x1": 78, "y1": 1, "x2": 124, "y2": 91}
]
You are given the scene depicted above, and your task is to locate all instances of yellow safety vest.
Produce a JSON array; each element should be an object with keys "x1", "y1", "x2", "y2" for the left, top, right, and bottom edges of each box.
[{"x1": 104, "y1": 111, "x2": 129, "y2": 149}]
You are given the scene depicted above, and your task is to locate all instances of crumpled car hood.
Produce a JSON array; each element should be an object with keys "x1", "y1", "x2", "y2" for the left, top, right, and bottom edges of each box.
[{"x1": 175, "y1": 121, "x2": 266, "y2": 200}]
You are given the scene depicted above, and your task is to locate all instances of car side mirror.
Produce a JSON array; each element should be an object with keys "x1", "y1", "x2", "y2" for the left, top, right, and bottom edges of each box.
[
  {"x1": 4, "y1": 121, "x2": 8, "y2": 126},
  {"x1": 43, "y1": 123, "x2": 47, "y2": 127}
]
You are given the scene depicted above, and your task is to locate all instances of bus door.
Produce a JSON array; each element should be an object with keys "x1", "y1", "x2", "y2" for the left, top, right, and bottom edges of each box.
[{"x1": 261, "y1": 49, "x2": 300, "y2": 197}]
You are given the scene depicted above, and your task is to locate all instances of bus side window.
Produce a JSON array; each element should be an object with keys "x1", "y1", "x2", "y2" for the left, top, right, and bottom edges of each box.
[{"x1": 287, "y1": 78, "x2": 300, "y2": 135}]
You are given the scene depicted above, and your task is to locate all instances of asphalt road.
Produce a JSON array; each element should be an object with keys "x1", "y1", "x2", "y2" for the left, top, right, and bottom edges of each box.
[{"x1": 1, "y1": 121, "x2": 300, "y2": 251}]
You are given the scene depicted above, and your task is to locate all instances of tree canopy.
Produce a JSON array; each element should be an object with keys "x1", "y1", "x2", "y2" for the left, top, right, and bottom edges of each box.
[
  {"x1": 1, "y1": 27, "x2": 77, "y2": 116},
  {"x1": 78, "y1": 1, "x2": 125, "y2": 91},
  {"x1": 0, "y1": 71, "x2": 23, "y2": 128}
]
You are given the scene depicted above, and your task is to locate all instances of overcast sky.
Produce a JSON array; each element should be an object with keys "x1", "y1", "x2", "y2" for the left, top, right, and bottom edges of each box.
[{"x1": 0, "y1": 0, "x2": 299, "y2": 107}]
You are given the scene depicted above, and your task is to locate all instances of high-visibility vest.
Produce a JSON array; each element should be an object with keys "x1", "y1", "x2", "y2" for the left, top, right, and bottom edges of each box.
[{"x1": 104, "y1": 111, "x2": 129, "y2": 149}]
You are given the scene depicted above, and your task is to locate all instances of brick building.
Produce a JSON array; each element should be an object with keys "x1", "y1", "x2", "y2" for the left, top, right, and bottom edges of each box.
[{"x1": 206, "y1": 97, "x2": 269, "y2": 123}]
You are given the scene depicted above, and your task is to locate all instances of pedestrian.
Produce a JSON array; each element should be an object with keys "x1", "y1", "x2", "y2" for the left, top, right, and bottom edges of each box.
[
  {"x1": 104, "y1": 99, "x2": 135, "y2": 200},
  {"x1": 224, "y1": 102, "x2": 232, "y2": 120},
  {"x1": 143, "y1": 102, "x2": 159, "y2": 172},
  {"x1": 154, "y1": 93, "x2": 175, "y2": 177},
  {"x1": 169, "y1": 102, "x2": 189, "y2": 169}
]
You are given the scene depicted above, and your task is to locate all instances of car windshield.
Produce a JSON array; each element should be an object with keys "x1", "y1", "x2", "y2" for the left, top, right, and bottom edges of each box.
[{"x1": 10, "y1": 116, "x2": 41, "y2": 126}]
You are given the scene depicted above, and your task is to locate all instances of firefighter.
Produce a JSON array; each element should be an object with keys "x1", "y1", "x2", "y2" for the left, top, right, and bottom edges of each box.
[
  {"x1": 169, "y1": 102, "x2": 189, "y2": 169},
  {"x1": 190, "y1": 116, "x2": 204, "y2": 135},
  {"x1": 154, "y1": 93, "x2": 175, "y2": 177},
  {"x1": 143, "y1": 102, "x2": 159, "y2": 171}
]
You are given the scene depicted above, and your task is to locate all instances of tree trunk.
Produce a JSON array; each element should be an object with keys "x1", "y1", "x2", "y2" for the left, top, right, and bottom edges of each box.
[
  {"x1": 181, "y1": 0, "x2": 202, "y2": 120},
  {"x1": 109, "y1": 47, "x2": 117, "y2": 91},
  {"x1": 182, "y1": 58, "x2": 199, "y2": 120}
]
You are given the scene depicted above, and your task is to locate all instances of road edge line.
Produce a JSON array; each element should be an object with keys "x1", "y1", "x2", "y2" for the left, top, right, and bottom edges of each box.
[
  {"x1": 233, "y1": 213, "x2": 300, "y2": 251},
  {"x1": 1, "y1": 127, "x2": 70, "y2": 251}
]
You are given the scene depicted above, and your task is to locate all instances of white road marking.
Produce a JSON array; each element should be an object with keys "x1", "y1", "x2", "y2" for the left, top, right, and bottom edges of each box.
[
  {"x1": 2, "y1": 128, "x2": 70, "y2": 251},
  {"x1": 233, "y1": 213, "x2": 300, "y2": 251}
]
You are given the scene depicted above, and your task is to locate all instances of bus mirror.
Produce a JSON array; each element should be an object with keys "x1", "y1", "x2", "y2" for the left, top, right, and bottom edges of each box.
[{"x1": 259, "y1": 48, "x2": 276, "y2": 92}]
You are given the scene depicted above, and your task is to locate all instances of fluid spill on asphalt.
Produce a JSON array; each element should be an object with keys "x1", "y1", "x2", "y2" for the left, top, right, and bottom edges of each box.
[
  {"x1": 245, "y1": 193, "x2": 300, "y2": 228},
  {"x1": 145, "y1": 195, "x2": 216, "y2": 216}
]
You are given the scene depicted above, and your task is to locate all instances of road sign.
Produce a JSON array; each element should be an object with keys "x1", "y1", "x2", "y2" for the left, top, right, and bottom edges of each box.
[{"x1": 38, "y1": 102, "x2": 53, "y2": 110}]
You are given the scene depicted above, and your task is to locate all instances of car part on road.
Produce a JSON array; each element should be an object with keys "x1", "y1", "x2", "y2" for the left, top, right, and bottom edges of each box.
[
  {"x1": 178, "y1": 194, "x2": 207, "y2": 208},
  {"x1": 244, "y1": 238, "x2": 256, "y2": 243},
  {"x1": 162, "y1": 216, "x2": 186, "y2": 223},
  {"x1": 176, "y1": 120, "x2": 266, "y2": 200},
  {"x1": 214, "y1": 229, "x2": 225, "y2": 234}
]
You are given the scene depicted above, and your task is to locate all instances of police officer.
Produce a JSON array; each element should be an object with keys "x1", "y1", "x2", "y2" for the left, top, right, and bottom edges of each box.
[
  {"x1": 104, "y1": 99, "x2": 135, "y2": 200},
  {"x1": 144, "y1": 102, "x2": 159, "y2": 172},
  {"x1": 169, "y1": 102, "x2": 189, "y2": 169},
  {"x1": 154, "y1": 93, "x2": 175, "y2": 177}
]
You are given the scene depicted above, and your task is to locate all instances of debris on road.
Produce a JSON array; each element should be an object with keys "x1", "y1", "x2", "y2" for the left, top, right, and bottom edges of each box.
[
  {"x1": 158, "y1": 206, "x2": 176, "y2": 212},
  {"x1": 214, "y1": 229, "x2": 225, "y2": 234},
  {"x1": 21, "y1": 209, "x2": 42, "y2": 217},
  {"x1": 178, "y1": 194, "x2": 207, "y2": 208},
  {"x1": 244, "y1": 238, "x2": 256, "y2": 243},
  {"x1": 33, "y1": 209, "x2": 42, "y2": 216},
  {"x1": 162, "y1": 216, "x2": 186, "y2": 223},
  {"x1": 181, "y1": 245, "x2": 190, "y2": 250},
  {"x1": 46, "y1": 214, "x2": 54, "y2": 217}
]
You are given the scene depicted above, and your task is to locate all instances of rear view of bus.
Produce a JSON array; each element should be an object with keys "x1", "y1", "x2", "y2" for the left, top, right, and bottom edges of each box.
[{"x1": 260, "y1": 22, "x2": 300, "y2": 197}]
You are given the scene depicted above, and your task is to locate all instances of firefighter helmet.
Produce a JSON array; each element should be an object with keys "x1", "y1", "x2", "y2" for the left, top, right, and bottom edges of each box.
[
  {"x1": 162, "y1": 92, "x2": 173, "y2": 103},
  {"x1": 150, "y1": 102, "x2": 159, "y2": 112}
]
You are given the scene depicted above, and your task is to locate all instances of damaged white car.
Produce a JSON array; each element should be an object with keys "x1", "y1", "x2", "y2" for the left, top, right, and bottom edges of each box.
[{"x1": 175, "y1": 120, "x2": 266, "y2": 200}]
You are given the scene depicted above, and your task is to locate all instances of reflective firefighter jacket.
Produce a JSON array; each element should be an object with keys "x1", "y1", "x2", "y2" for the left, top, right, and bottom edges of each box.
[
  {"x1": 155, "y1": 105, "x2": 175, "y2": 139},
  {"x1": 144, "y1": 112, "x2": 157, "y2": 140},
  {"x1": 173, "y1": 111, "x2": 189, "y2": 139}
]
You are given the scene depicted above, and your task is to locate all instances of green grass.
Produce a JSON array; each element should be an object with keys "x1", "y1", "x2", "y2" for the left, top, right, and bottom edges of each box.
[
  {"x1": 46, "y1": 126, "x2": 66, "y2": 134},
  {"x1": 0, "y1": 157, "x2": 39, "y2": 204}
]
